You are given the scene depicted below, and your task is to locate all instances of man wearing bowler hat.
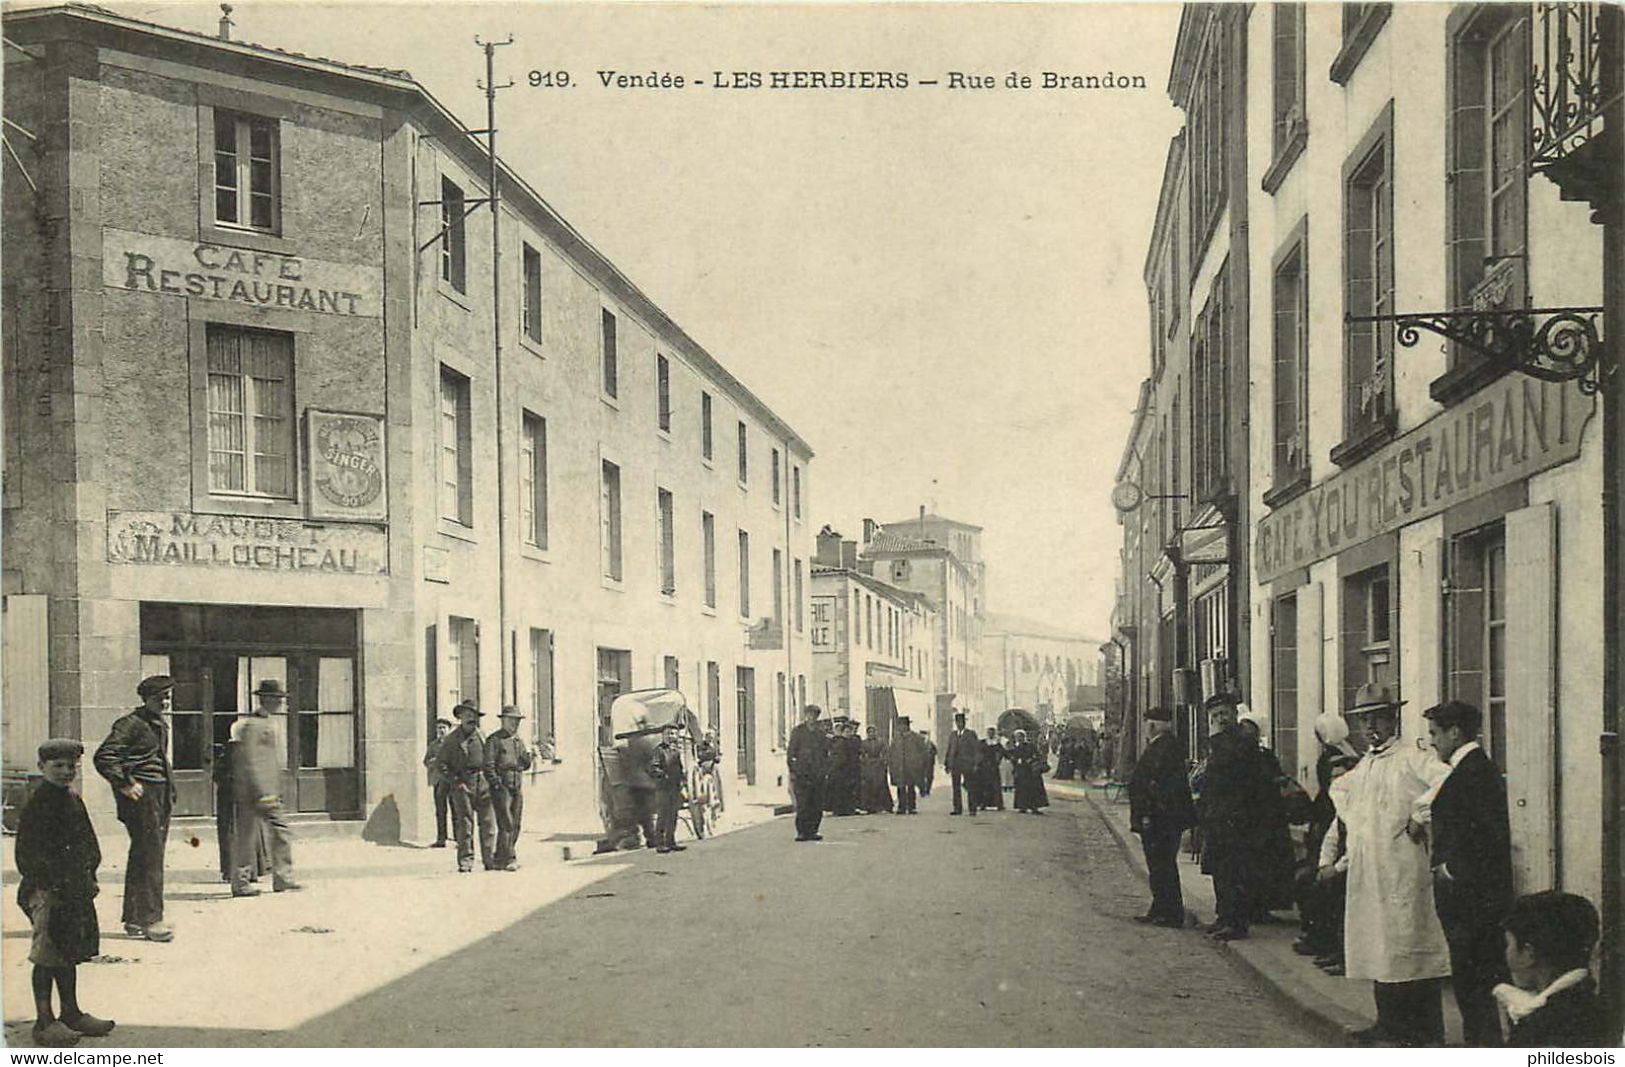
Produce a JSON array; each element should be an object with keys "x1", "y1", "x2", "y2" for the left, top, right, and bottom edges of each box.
[
  {"x1": 1334, "y1": 682, "x2": 1452, "y2": 1046},
  {"x1": 93, "y1": 676, "x2": 178, "y2": 942},
  {"x1": 437, "y1": 702, "x2": 498, "y2": 872},
  {"x1": 230, "y1": 679, "x2": 299, "y2": 896},
  {"x1": 487, "y1": 705, "x2": 534, "y2": 871},
  {"x1": 1129, "y1": 706, "x2": 1195, "y2": 927}
]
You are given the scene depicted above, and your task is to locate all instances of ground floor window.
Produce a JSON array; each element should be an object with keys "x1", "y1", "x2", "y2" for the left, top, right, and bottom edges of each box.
[
  {"x1": 530, "y1": 629, "x2": 555, "y2": 758},
  {"x1": 1341, "y1": 563, "x2": 1395, "y2": 713},
  {"x1": 596, "y1": 648, "x2": 631, "y2": 747},
  {"x1": 1446, "y1": 523, "x2": 1507, "y2": 768}
]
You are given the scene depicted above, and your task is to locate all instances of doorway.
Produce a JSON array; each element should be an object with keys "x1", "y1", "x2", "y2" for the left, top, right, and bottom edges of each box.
[{"x1": 736, "y1": 666, "x2": 755, "y2": 785}]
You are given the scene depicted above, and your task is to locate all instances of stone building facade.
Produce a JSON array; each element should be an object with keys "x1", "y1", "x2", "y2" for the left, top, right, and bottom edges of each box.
[{"x1": 1, "y1": 4, "x2": 813, "y2": 839}]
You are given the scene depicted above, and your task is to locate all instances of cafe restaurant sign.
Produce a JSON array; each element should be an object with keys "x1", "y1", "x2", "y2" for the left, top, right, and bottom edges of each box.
[
  {"x1": 102, "y1": 228, "x2": 381, "y2": 318},
  {"x1": 107, "y1": 511, "x2": 388, "y2": 575},
  {"x1": 1254, "y1": 375, "x2": 1594, "y2": 585}
]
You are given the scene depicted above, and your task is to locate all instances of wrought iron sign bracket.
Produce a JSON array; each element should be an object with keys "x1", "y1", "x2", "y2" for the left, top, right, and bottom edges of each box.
[{"x1": 1346, "y1": 306, "x2": 1609, "y2": 395}]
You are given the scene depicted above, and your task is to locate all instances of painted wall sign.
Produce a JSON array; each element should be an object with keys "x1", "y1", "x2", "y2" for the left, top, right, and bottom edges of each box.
[
  {"x1": 1254, "y1": 375, "x2": 1594, "y2": 585},
  {"x1": 102, "y1": 228, "x2": 381, "y2": 317},
  {"x1": 811, "y1": 596, "x2": 838, "y2": 650},
  {"x1": 306, "y1": 410, "x2": 388, "y2": 522},
  {"x1": 107, "y1": 510, "x2": 388, "y2": 575}
]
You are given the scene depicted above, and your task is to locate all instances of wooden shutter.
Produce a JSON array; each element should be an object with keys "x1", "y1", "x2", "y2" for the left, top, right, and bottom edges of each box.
[
  {"x1": 1505, "y1": 501, "x2": 1557, "y2": 892},
  {"x1": 1296, "y1": 582, "x2": 1323, "y2": 784}
]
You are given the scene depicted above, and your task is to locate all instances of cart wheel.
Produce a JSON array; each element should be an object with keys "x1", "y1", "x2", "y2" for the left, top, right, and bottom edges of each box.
[{"x1": 689, "y1": 799, "x2": 708, "y2": 839}]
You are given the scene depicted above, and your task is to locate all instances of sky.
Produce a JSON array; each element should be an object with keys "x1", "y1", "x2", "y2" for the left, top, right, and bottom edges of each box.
[{"x1": 101, "y1": 0, "x2": 1184, "y2": 636}]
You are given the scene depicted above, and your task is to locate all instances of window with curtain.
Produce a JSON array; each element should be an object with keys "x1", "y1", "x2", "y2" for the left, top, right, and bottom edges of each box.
[{"x1": 207, "y1": 326, "x2": 294, "y2": 498}]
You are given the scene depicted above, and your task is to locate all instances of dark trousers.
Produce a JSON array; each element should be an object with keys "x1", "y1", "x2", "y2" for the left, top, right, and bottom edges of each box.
[
  {"x1": 432, "y1": 781, "x2": 451, "y2": 843},
  {"x1": 794, "y1": 777, "x2": 825, "y2": 838},
  {"x1": 1373, "y1": 978, "x2": 1445, "y2": 1046},
  {"x1": 951, "y1": 770, "x2": 975, "y2": 813},
  {"x1": 1296, "y1": 869, "x2": 1347, "y2": 955},
  {"x1": 1140, "y1": 822, "x2": 1185, "y2": 920},
  {"x1": 117, "y1": 787, "x2": 171, "y2": 927},
  {"x1": 629, "y1": 786, "x2": 658, "y2": 847},
  {"x1": 1209, "y1": 845, "x2": 1251, "y2": 932},
  {"x1": 232, "y1": 800, "x2": 294, "y2": 891},
  {"x1": 895, "y1": 782, "x2": 918, "y2": 813},
  {"x1": 654, "y1": 787, "x2": 681, "y2": 850},
  {"x1": 921, "y1": 768, "x2": 934, "y2": 796},
  {"x1": 1437, "y1": 886, "x2": 1509, "y2": 1047},
  {"x1": 449, "y1": 785, "x2": 496, "y2": 870},
  {"x1": 492, "y1": 785, "x2": 523, "y2": 865}
]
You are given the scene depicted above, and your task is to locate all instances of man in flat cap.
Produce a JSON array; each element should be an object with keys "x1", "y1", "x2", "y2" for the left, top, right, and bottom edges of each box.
[
  {"x1": 230, "y1": 679, "x2": 298, "y2": 896},
  {"x1": 93, "y1": 676, "x2": 178, "y2": 942},
  {"x1": 487, "y1": 705, "x2": 534, "y2": 871},
  {"x1": 1334, "y1": 683, "x2": 1452, "y2": 1046},
  {"x1": 1423, "y1": 699, "x2": 1513, "y2": 1046},
  {"x1": 436, "y1": 702, "x2": 498, "y2": 872},
  {"x1": 423, "y1": 718, "x2": 454, "y2": 848},
  {"x1": 1128, "y1": 706, "x2": 1195, "y2": 927}
]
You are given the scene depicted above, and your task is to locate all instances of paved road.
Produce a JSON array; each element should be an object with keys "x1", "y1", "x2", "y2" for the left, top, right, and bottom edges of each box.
[{"x1": 102, "y1": 793, "x2": 1319, "y2": 1046}]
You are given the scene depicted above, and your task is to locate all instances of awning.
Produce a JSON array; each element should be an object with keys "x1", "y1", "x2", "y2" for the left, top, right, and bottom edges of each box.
[{"x1": 892, "y1": 688, "x2": 933, "y2": 723}]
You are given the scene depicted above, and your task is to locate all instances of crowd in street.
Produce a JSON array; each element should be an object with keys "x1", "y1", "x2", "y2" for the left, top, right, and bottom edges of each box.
[{"x1": 1126, "y1": 686, "x2": 1608, "y2": 1048}]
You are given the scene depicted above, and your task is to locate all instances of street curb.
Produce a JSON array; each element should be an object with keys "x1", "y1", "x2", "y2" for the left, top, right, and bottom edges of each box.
[{"x1": 1067, "y1": 783, "x2": 1355, "y2": 1047}]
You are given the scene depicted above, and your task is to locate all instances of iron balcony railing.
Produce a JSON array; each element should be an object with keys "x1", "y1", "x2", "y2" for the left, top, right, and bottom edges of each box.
[{"x1": 1531, "y1": 1, "x2": 1618, "y2": 170}]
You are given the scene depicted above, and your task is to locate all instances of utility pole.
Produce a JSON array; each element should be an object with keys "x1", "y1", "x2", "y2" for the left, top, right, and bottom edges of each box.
[{"x1": 475, "y1": 35, "x2": 515, "y2": 705}]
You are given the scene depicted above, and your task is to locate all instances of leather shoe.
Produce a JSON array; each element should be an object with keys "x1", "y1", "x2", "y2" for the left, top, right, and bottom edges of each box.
[
  {"x1": 231, "y1": 885, "x2": 261, "y2": 897},
  {"x1": 429, "y1": 840, "x2": 448, "y2": 849},
  {"x1": 809, "y1": 834, "x2": 823, "y2": 841},
  {"x1": 273, "y1": 880, "x2": 303, "y2": 893},
  {"x1": 141, "y1": 922, "x2": 174, "y2": 942},
  {"x1": 32, "y1": 1021, "x2": 80, "y2": 1047},
  {"x1": 61, "y1": 1013, "x2": 116, "y2": 1038},
  {"x1": 1132, "y1": 913, "x2": 1159, "y2": 924}
]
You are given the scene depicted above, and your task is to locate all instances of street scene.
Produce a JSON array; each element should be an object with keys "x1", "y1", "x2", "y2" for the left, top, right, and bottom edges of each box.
[{"x1": 1, "y1": 0, "x2": 1622, "y2": 1052}]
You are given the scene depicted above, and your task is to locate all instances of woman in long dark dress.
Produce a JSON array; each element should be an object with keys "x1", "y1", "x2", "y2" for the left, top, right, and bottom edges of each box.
[
  {"x1": 825, "y1": 720, "x2": 862, "y2": 816},
  {"x1": 1009, "y1": 730, "x2": 1050, "y2": 813},
  {"x1": 858, "y1": 726, "x2": 894, "y2": 813},
  {"x1": 974, "y1": 727, "x2": 1005, "y2": 810}
]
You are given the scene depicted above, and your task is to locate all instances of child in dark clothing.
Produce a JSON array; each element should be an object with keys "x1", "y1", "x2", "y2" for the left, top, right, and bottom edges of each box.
[
  {"x1": 16, "y1": 739, "x2": 116, "y2": 1047},
  {"x1": 1493, "y1": 890, "x2": 1609, "y2": 1047}
]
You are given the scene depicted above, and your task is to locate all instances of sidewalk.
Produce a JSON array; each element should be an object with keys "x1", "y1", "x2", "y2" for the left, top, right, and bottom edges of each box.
[
  {"x1": 1050, "y1": 776, "x2": 1465, "y2": 1047},
  {"x1": 1, "y1": 798, "x2": 783, "y2": 1040}
]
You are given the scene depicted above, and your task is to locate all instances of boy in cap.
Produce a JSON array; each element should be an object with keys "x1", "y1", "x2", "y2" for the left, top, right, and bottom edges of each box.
[
  {"x1": 487, "y1": 705, "x2": 534, "y2": 870},
  {"x1": 18, "y1": 740, "x2": 116, "y2": 1046},
  {"x1": 423, "y1": 718, "x2": 454, "y2": 847},
  {"x1": 93, "y1": 675, "x2": 177, "y2": 942}
]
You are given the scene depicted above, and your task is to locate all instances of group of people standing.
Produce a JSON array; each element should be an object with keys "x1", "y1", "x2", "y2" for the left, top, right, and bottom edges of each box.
[
  {"x1": 944, "y1": 712, "x2": 1050, "y2": 815},
  {"x1": 1126, "y1": 684, "x2": 1606, "y2": 1047},
  {"x1": 423, "y1": 701, "x2": 537, "y2": 872}
]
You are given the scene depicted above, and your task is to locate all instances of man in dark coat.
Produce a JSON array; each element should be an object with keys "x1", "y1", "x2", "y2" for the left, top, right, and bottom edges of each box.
[
  {"x1": 1128, "y1": 706, "x2": 1194, "y2": 927},
  {"x1": 918, "y1": 731, "x2": 938, "y2": 797},
  {"x1": 943, "y1": 712, "x2": 980, "y2": 814},
  {"x1": 423, "y1": 718, "x2": 453, "y2": 847},
  {"x1": 888, "y1": 717, "x2": 921, "y2": 814},
  {"x1": 1424, "y1": 700, "x2": 1515, "y2": 1047},
  {"x1": 92, "y1": 675, "x2": 177, "y2": 942},
  {"x1": 649, "y1": 725, "x2": 688, "y2": 853},
  {"x1": 229, "y1": 679, "x2": 298, "y2": 895},
  {"x1": 825, "y1": 719, "x2": 862, "y2": 815},
  {"x1": 1196, "y1": 692, "x2": 1272, "y2": 941},
  {"x1": 787, "y1": 704, "x2": 831, "y2": 840},
  {"x1": 437, "y1": 701, "x2": 499, "y2": 871}
]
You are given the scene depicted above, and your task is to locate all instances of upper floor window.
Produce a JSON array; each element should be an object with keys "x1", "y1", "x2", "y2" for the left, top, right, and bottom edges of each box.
[
  {"x1": 440, "y1": 177, "x2": 467, "y2": 294},
  {"x1": 656, "y1": 354, "x2": 672, "y2": 432},
  {"x1": 1445, "y1": 8, "x2": 1529, "y2": 354},
  {"x1": 1189, "y1": 17, "x2": 1227, "y2": 261},
  {"x1": 601, "y1": 309, "x2": 619, "y2": 399},
  {"x1": 736, "y1": 421, "x2": 748, "y2": 484},
  {"x1": 206, "y1": 325, "x2": 294, "y2": 498},
  {"x1": 1265, "y1": 3, "x2": 1308, "y2": 192},
  {"x1": 1270, "y1": 234, "x2": 1309, "y2": 495},
  {"x1": 601, "y1": 460, "x2": 623, "y2": 580},
  {"x1": 657, "y1": 487, "x2": 676, "y2": 596},
  {"x1": 1331, "y1": 3, "x2": 1392, "y2": 85},
  {"x1": 701, "y1": 392, "x2": 714, "y2": 460},
  {"x1": 771, "y1": 448, "x2": 782, "y2": 506},
  {"x1": 521, "y1": 243, "x2": 542, "y2": 343},
  {"x1": 1191, "y1": 267, "x2": 1230, "y2": 503},
  {"x1": 793, "y1": 466, "x2": 802, "y2": 519},
  {"x1": 737, "y1": 529, "x2": 751, "y2": 618},
  {"x1": 520, "y1": 412, "x2": 548, "y2": 549},
  {"x1": 213, "y1": 112, "x2": 278, "y2": 233},
  {"x1": 702, "y1": 511, "x2": 717, "y2": 609},
  {"x1": 438, "y1": 366, "x2": 473, "y2": 525},
  {"x1": 1340, "y1": 107, "x2": 1396, "y2": 457}
]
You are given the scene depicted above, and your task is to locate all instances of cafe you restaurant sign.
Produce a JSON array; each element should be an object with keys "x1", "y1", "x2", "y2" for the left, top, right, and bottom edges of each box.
[{"x1": 1254, "y1": 374, "x2": 1594, "y2": 585}]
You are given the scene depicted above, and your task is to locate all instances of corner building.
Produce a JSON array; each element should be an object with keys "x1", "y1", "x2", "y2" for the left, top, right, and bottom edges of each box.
[{"x1": 1, "y1": 5, "x2": 814, "y2": 840}]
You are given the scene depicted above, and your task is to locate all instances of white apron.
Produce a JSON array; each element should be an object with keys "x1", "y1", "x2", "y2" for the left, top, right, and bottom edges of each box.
[{"x1": 1330, "y1": 737, "x2": 1453, "y2": 983}]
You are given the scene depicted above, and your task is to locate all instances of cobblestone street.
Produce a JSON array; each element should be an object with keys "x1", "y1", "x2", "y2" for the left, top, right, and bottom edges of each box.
[{"x1": 75, "y1": 794, "x2": 1320, "y2": 1047}]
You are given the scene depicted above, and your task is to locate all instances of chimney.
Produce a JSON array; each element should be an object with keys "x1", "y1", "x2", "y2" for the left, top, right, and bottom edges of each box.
[
  {"x1": 218, "y1": 3, "x2": 234, "y2": 41},
  {"x1": 861, "y1": 518, "x2": 877, "y2": 545},
  {"x1": 840, "y1": 540, "x2": 858, "y2": 571},
  {"x1": 815, "y1": 526, "x2": 843, "y2": 568}
]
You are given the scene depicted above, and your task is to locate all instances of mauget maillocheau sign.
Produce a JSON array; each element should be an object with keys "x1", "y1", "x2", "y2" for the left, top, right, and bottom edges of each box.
[{"x1": 1254, "y1": 374, "x2": 1594, "y2": 585}]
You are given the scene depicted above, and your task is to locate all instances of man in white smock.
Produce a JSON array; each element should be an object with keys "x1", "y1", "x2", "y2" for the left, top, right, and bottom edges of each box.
[{"x1": 1327, "y1": 682, "x2": 1452, "y2": 1046}]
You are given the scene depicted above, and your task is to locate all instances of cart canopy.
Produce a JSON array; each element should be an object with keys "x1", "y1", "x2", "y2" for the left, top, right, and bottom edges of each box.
[
  {"x1": 997, "y1": 708, "x2": 1041, "y2": 738},
  {"x1": 609, "y1": 688, "x2": 703, "y2": 742}
]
